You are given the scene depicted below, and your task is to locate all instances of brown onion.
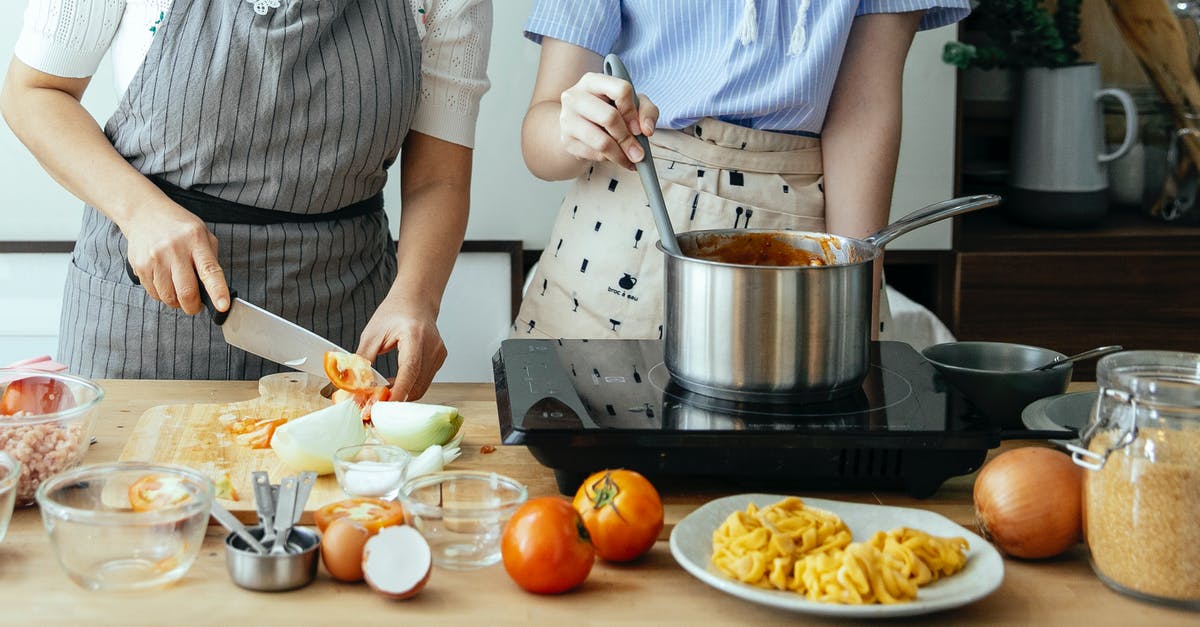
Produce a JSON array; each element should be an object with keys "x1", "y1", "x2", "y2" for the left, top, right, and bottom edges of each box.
[{"x1": 973, "y1": 446, "x2": 1083, "y2": 559}]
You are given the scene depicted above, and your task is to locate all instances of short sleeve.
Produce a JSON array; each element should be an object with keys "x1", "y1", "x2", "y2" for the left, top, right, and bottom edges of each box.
[
  {"x1": 524, "y1": 0, "x2": 621, "y2": 57},
  {"x1": 409, "y1": 0, "x2": 493, "y2": 148},
  {"x1": 13, "y1": 0, "x2": 125, "y2": 78},
  {"x1": 855, "y1": 0, "x2": 971, "y2": 31}
]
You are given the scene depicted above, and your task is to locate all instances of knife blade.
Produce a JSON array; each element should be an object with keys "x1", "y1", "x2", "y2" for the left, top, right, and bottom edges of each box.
[{"x1": 124, "y1": 260, "x2": 387, "y2": 386}]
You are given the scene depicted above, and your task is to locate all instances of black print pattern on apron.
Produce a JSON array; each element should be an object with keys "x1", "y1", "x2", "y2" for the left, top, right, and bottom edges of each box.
[
  {"x1": 60, "y1": 0, "x2": 422, "y2": 380},
  {"x1": 515, "y1": 117, "x2": 827, "y2": 340}
]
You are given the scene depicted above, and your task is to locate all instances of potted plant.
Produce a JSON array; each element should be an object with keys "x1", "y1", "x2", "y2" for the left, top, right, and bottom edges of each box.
[{"x1": 946, "y1": 0, "x2": 1139, "y2": 228}]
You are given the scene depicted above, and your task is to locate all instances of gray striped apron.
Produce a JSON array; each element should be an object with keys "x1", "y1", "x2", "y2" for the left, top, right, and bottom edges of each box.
[{"x1": 59, "y1": 0, "x2": 421, "y2": 380}]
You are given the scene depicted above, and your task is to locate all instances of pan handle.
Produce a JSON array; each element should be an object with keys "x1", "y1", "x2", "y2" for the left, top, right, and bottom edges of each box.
[{"x1": 864, "y1": 194, "x2": 1001, "y2": 249}]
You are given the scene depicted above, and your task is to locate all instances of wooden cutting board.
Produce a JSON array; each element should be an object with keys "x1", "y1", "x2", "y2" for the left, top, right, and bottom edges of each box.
[{"x1": 119, "y1": 372, "x2": 343, "y2": 524}]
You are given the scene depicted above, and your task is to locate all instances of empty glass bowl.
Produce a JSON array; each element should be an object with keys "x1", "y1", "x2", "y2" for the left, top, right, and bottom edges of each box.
[
  {"x1": 398, "y1": 470, "x2": 527, "y2": 570},
  {"x1": 0, "y1": 452, "x2": 18, "y2": 543},
  {"x1": 333, "y1": 443, "x2": 411, "y2": 500},
  {"x1": 0, "y1": 369, "x2": 104, "y2": 505},
  {"x1": 36, "y1": 462, "x2": 214, "y2": 591}
]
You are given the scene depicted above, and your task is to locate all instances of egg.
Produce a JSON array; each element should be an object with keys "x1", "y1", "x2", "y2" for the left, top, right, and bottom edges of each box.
[{"x1": 321, "y1": 517, "x2": 371, "y2": 582}]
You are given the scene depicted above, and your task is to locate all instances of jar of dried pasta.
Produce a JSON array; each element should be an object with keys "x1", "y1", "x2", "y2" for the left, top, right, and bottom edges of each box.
[{"x1": 1069, "y1": 351, "x2": 1200, "y2": 609}]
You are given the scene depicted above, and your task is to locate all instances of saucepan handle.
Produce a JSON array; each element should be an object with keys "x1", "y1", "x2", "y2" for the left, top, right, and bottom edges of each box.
[
  {"x1": 864, "y1": 194, "x2": 1001, "y2": 250},
  {"x1": 124, "y1": 258, "x2": 233, "y2": 325}
]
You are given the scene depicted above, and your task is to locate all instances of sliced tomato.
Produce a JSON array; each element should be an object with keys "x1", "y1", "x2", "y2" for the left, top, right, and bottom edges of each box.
[
  {"x1": 128, "y1": 474, "x2": 196, "y2": 512},
  {"x1": 331, "y1": 386, "x2": 390, "y2": 423},
  {"x1": 324, "y1": 351, "x2": 378, "y2": 392},
  {"x1": 233, "y1": 418, "x2": 288, "y2": 449},
  {"x1": 313, "y1": 497, "x2": 406, "y2": 534},
  {"x1": 0, "y1": 376, "x2": 75, "y2": 416}
]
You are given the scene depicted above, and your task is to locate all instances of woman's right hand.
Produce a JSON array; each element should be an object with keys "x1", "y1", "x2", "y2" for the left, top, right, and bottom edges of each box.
[
  {"x1": 123, "y1": 203, "x2": 230, "y2": 315},
  {"x1": 558, "y1": 72, "x2": 659, "y2": 171}
]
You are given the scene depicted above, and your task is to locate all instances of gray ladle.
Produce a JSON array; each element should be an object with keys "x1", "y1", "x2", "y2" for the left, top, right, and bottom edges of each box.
[
  {"x1": 603, "y1": 53, "x2": 683, "y2": 257},
  {"x1": 1034, "y1": 345, "x2": 1124, "y2": 371}
]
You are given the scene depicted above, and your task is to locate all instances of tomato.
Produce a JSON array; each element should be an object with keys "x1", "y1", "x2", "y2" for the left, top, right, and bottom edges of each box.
[
  {"x1": 573, "y1": 469, "x2": 663, "y2": 562},
  {"x1": 501, "y1": 497, "x2": 594, "y2": 594},
  {"x1": 128, "y1": 474, "x2": 196, "y2": 512},
  {"x1": 324, "y1": 351, "x2": 378, "y2": 392},
  {"x1": 0, "y1": 376, "x2": 75, "y2": 416},
  {"x1": 313, "y1": 497, "x2": 406, "y2": 534},
  {"x1": 332, "y1": 386, "x2": 390, "y2": 423}
]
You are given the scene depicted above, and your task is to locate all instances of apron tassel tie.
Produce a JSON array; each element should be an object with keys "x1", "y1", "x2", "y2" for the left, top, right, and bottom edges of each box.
[
  {"x1": 788, "y1": 0, "x2": 811, "y2": 57},
  {"x1": 735, "y1": 0, "x2": 758, "y2": 45}
]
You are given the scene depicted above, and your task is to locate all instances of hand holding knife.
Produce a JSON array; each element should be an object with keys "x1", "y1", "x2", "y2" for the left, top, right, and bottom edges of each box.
[{"x1": 125, "y1": 260, "x2": 387, "y2": 386}]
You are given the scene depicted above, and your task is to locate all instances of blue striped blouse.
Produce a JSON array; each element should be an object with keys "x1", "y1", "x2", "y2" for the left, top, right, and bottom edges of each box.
[{"x1": 525, "y1": 0, "x2": 970, "y2": 134}]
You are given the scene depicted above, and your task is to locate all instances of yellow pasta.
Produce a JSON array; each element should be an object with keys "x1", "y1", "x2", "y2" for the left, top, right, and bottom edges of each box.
[{"x1": 711, "y1": 498, "x2": 969, "y2": 605}]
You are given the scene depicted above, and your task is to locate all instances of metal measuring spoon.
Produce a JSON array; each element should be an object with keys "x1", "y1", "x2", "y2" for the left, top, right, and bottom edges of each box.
[
  {"x1": 602, "y1": 53, "x2": 682, "y2": 257},
  {"x1": 1034, "y1": 345, "x2": 1124, "y2": 371},
  {"x1": 270, "y1": 475, "x2": 299, "y2": 555},
  {"x1": 211, "y1": 501, "x2": 269, "y2": 555},
  {"x1": 252, "y1": 472, "x2": 276, "y2": 546}
]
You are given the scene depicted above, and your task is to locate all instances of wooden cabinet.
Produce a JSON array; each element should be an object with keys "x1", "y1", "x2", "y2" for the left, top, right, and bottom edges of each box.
[{"x1": 952, "y1": 210, "x2": 1200, "y2": 378}]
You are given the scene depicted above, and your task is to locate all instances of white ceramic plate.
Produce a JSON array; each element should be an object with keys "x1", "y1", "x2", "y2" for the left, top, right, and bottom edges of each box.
[
  {"x1": 1022, "y1": 390, "x2": 1096, "y2": 433},
  {"x1": 669, "y1": 494, "x2": 1004, "y2": 618}
]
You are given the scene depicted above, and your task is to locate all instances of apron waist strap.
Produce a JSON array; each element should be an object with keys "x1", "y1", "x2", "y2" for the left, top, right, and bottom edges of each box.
[{"x1": 149, "y1": 176, "x2": 383, "y2": 224}]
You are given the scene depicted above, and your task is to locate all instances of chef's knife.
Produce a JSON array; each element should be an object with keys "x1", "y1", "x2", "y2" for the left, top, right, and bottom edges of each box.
[{"x1": 124, "y1": 261, "x2": 387, "y2": 385}]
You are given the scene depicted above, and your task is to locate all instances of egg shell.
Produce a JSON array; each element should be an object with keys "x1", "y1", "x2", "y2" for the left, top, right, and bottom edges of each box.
[
  {"x1": 363, "y1": 525, "x2": 433, "y2": 600},
  {"x1": 321, "y1": 517, "x2": 371, "y2": 582}
]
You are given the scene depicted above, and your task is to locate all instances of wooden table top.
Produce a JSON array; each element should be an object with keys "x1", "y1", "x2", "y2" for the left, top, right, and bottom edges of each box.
[{"x1": 1, "y1": 380, "x2": 1195, "y2": 624}]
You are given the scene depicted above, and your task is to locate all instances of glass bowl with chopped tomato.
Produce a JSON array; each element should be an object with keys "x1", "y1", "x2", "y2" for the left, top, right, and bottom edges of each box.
[
  {"x1": 0, "y1": 369, "x2": 104, "y2": 505},
  {"x1": 35, "y1": 462, "x2": 214, "y2": 591}
]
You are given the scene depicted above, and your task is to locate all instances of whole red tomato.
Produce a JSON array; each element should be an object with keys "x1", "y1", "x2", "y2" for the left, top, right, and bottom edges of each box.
[
  {"x1": 0, "y1": 376, "x2": 74, "y2": 416},
  {"x1": 573, "y1": 469, "x2": 663, "y2": 562},
  {"x1": 501, "y1": 497, "x2": 594, "y2": 594}
]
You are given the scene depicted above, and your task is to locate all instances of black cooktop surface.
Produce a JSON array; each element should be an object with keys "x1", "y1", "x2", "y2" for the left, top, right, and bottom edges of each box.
[{"x1": 494, "y1": 339, "x2": 1003, "y2": 497}]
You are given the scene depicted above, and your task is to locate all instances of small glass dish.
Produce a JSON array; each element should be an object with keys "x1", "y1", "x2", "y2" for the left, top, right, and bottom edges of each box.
[
  {"x1": 399, "y1": 470, "x2": 527, "y2": 570},
  {"x1": 333, "y1": 443, "x2": 412, "y2": 500},
  {"x1": 0, "y1": 369, "x2": 104, "y2": 505},
  {"x1": 35, "y1": 462, "x2": 214, "y2": 591},
  {"x1": 0, "y1": 452, "x2": 19, "y2": 543}
]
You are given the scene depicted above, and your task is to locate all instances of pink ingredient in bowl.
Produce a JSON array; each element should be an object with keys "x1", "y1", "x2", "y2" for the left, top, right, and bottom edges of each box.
[{"x1": 0, "y1": 419, "x2": 87, "y2": 505}]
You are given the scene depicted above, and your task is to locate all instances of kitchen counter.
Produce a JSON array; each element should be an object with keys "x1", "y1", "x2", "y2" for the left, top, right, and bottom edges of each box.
[{"x1": 1, "y1": 380, "x2": 1195, "y2": 625}]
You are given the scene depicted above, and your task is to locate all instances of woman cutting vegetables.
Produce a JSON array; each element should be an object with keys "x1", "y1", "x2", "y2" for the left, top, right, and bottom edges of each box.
[
  {"x1": 515, "y1": 0, "x2": 969, "y2": 340},
  {"x1": 1, "y1": 0, "x2": 491, "y2": 401}
]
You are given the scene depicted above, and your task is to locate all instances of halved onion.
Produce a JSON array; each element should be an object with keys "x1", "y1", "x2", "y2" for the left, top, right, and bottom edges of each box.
[
  {"x1": 270, "y1": 400, "x2": 367, "y2": 475},
  {"x1": 370, "y1": 401, "x2": 463, "y2": 452}
]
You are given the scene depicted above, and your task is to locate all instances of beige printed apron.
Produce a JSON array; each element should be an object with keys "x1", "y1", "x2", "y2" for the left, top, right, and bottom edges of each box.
[{"x1": 516, "y1": 117, "x2": 841, "y2": 340}]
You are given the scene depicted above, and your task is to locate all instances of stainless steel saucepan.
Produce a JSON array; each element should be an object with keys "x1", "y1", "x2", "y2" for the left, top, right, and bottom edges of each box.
[{"x1": 657, "y1": 194, "x2": 1001, "y2": 403}]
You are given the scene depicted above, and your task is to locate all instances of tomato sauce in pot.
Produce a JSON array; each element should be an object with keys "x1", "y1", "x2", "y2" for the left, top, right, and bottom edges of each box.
[{"x1": 687, "y1": 232, "x2": 840, "y2": 267}]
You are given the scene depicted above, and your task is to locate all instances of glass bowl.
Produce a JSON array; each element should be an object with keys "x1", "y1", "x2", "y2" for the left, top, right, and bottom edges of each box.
[
  {"x1": 398, "y1": 470, "x2": 527, "y2": 570},
  {"x1": 333, "y1": 443, "x2": 411, "y2": 500},
  {"x1": 0, "y1": 452, "x2": 18, "y2": 543},
  {"x1": 0, "y1": 369, "x2": 104, "y2": 505},
  {"x1": 35, "y1": 462, "x2": 214, "y2": 591}
]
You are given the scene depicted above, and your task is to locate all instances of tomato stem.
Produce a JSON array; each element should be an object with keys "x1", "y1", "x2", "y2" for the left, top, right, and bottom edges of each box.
[{"x1": 589, "y1": 471, "x2": 629, "y2": 523}]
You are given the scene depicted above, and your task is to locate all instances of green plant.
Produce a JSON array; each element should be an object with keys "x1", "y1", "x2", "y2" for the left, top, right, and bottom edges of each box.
[{"x1": 943, "y1": 0, "x2": 1082, "y2": 70}]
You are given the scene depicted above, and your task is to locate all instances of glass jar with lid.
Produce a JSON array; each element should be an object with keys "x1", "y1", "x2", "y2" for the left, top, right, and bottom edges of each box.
[{"x1": 1069, "y1": 351, "x2": 1200, "y2": 609}]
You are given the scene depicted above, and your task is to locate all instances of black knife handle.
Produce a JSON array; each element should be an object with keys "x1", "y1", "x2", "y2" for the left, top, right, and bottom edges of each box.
[{"x1": 124, "y1": 259, "x2": 234, "y2": 325}]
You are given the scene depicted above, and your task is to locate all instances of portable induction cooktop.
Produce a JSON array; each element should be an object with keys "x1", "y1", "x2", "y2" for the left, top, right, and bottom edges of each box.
[{"x1": 494, "y1": 339, "x2": 1022, "y2": 498}]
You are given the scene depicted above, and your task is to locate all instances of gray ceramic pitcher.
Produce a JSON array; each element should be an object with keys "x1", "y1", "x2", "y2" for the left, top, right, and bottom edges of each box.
[{"x1": 1008, "y1": 63, "x2": 1137, "y2": 227}]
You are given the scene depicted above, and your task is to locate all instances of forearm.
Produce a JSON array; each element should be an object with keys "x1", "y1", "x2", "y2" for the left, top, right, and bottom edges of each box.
[
  {"x1": 821, "y1": 13, "x2": 921, "y2": 239},
  {"x1": 390, "y1": 133, "x2": 472, "y2": 316},
  {"x1": 522, "y1": 100, "x2": 590, "y2": 181},
  {"x1": 0, "y1": 59, "x2": 172, "y2": 232}
]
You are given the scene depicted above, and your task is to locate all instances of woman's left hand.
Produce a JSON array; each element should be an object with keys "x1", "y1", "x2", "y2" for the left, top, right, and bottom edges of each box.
[{"x1": 356, "y1": 297, "x2": 447, "y2": 402}]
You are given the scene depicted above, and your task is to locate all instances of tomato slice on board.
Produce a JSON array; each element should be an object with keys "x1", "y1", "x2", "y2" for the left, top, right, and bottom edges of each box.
[
  {"x1": 128, "y1": 474, "x2": 196, "y2": 512},
  {"x1": 323, "y1": 351, "x2": 378, "y2": 393},
  {"x1": 313, "y1": 497, "x2": 405, "y2": 534},
  {"x1": 0, "y1": 376, "x2": 75, "y2": 416}
]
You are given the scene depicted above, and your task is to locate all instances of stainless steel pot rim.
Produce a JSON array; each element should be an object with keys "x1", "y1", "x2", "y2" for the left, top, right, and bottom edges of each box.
[{"x1": 655, "y1": 229, "x2": 875, "y2": 270}]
